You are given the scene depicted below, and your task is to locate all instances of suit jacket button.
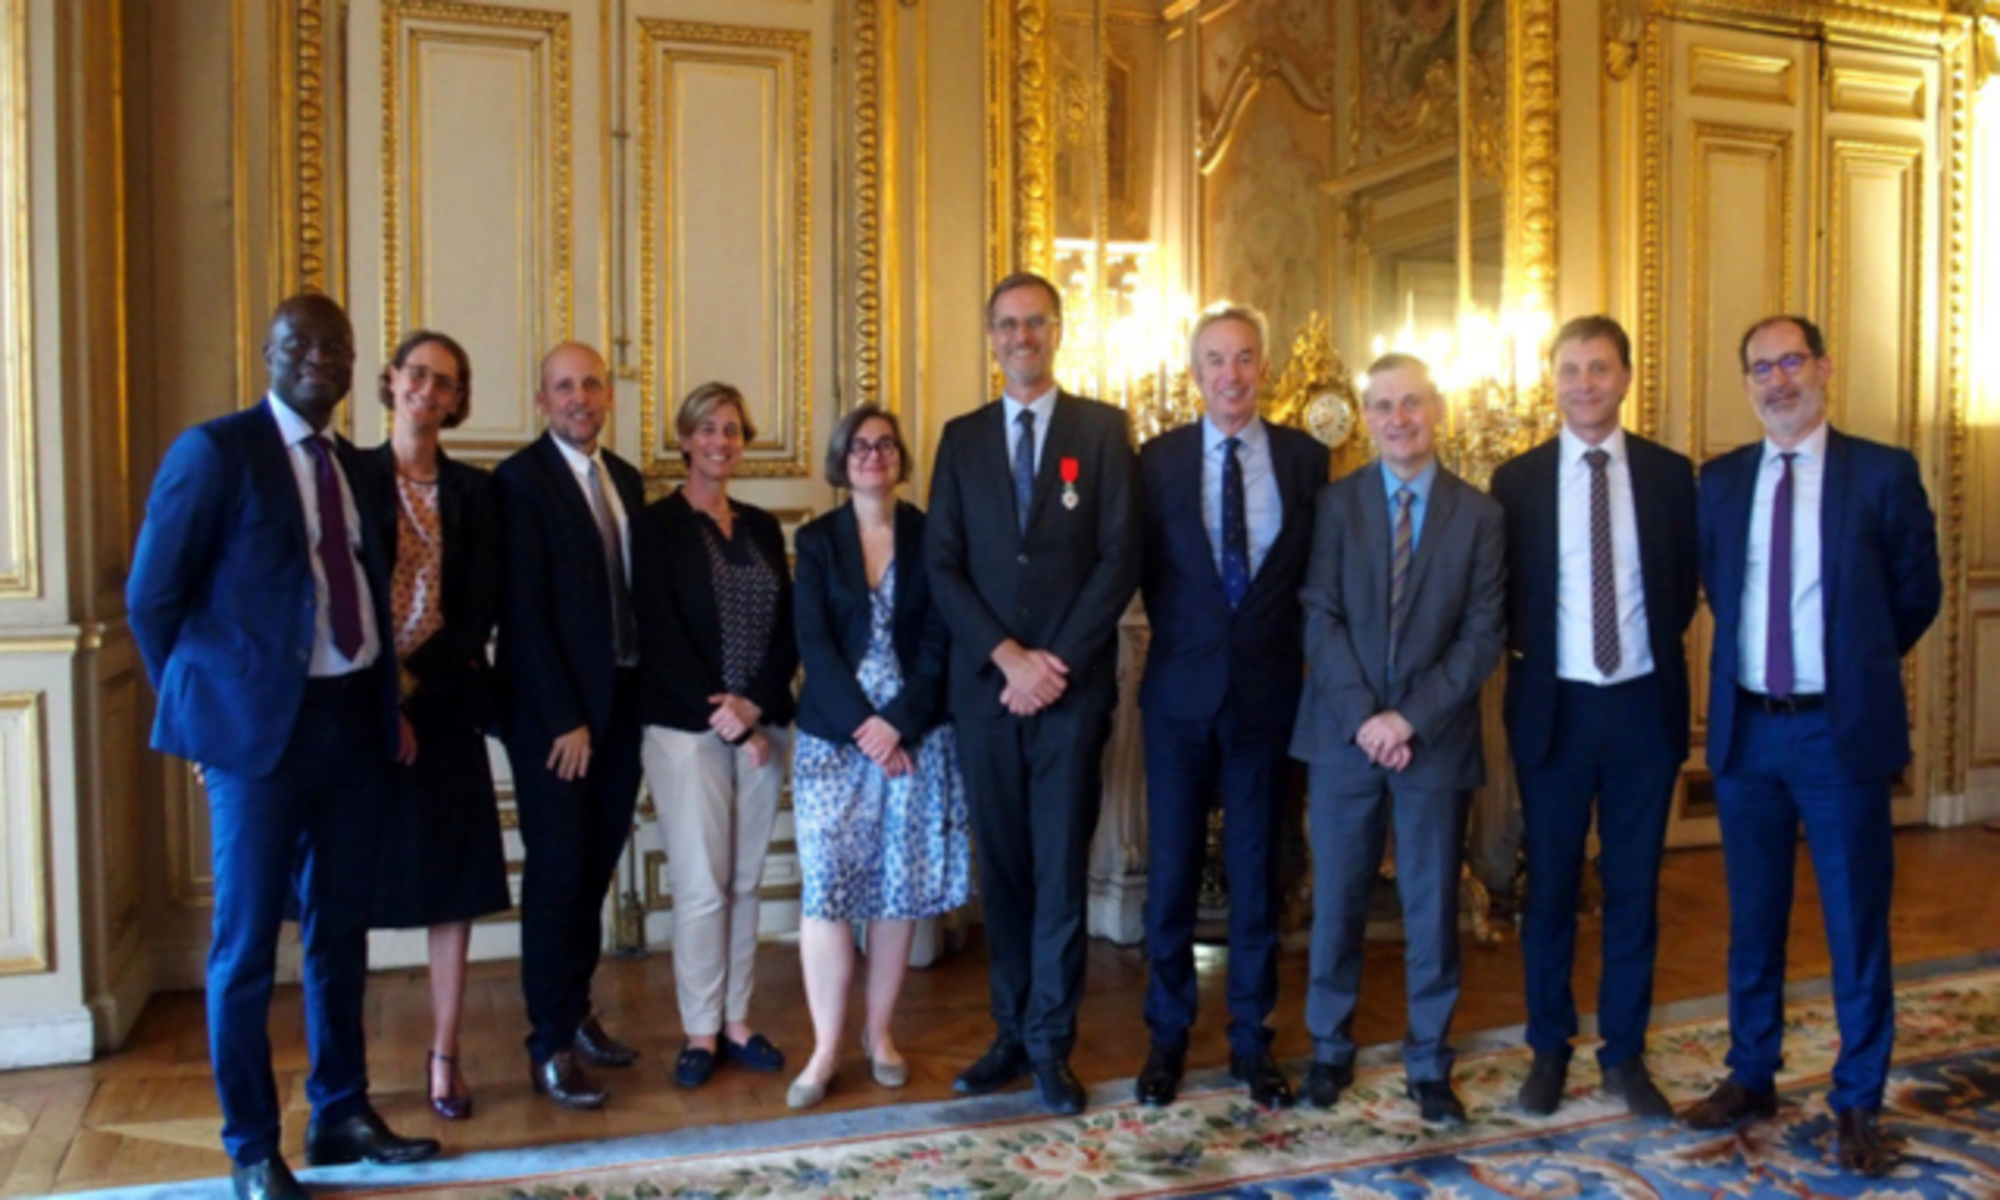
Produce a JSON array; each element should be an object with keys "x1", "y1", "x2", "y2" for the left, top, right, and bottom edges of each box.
[
  {"x1": 1017, "y1": 553, "x2": 1029, "y2": 565},
  {"x1": 297, "y1": 649, "x2": 309, "y2": 662}
]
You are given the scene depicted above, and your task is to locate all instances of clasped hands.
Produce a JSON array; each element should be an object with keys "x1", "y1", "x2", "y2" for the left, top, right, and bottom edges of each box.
[
  {"x1": 1355, "y1": 710, "x2": 1416, "y2": 772},
  {"x1": 993, "y1": 639, "x2": 1069, "y2": 717},
  {"x1": 709, "y1": 694, "x2": 773, "y2": 768},
  {"x1": 853, "y1": 715, "x2": 913, "y2": 778}
]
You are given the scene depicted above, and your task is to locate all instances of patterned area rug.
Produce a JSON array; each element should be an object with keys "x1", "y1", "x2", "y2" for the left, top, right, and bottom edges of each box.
[{"x1": 384, "y1": 969, "x2": 2000, "y2": 1199}]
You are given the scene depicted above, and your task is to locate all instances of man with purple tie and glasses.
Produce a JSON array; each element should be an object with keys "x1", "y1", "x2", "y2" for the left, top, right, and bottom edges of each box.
[
  {"x1": 1684, "y1": 315, "x2": 1940, "y2": 1178},
  {"x1": 129, "y1": 295, "x2": 440, "y2": 1200}
]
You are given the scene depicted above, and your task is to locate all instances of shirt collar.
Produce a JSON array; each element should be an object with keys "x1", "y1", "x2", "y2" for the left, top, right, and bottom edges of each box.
[
  {"x1": 266, "y1": 393, "x2": 324, "y2": 448},
  {"x1": 1002, "y1": 385, "x2": 1060, "y2": 429},
  {"x1": 1382, "y1": 457, "x2": 1438, "y2": 503},
  {"x1": 1760, "y1": 419, "x2": 1829, "y2": 466},
  {"x1": 1203, "y1": 414, "x2": 1266, "y2": 456},
  {"x1": 1560, "y1": 423, "x2": 1626, "y2": 466},
  {"x1": 549, "y1": 432, "x2": 602, "y2": 477}
]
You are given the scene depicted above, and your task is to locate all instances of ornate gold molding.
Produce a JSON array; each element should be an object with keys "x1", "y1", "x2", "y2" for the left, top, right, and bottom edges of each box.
[
  {"x1": 1198, "y1": 48, "x2": 1336, "y2": 174},
  {"x1": 1937, "y1": 16, "x2": 1974, "y2": 793},
  {"x1": 275, "y1": 0, "x2": 341, "y2": 299},
  {"x1": 1825, "y1": 138, "x2": 1923, "y2": 445},
  {"x1": 987, "y1": 0, "x2": 1055, "y2": 280},
  {"x1": 1508, "y1": 0, "x2": 1561, "y2": 318},
  {"x1": 849, "y1": 0, "x2": 887, "y2": 410},
  {"x1": 1687, "y1": 122, "x2": 1797, "y2": 457},
  {"x1": 0, "y1": 0, "x2": 35, "y2": 600},
  {"x1": 378, "y1": 0, "x2": 575, "y2": 362},
  {"x1": 1607, "y1": 0, "x2": 1645, "y2": 79},
  {"x1": 1639, "y1": 18, "x2": 1670, "y2": 441},
  {"x1": 635, "y1": 20, "x2": 815, "y2": 483},
  {"x1": 0, "y1": 691, "x2": 47, "y2": 975},
  {"x1": 1642, "y1": 0, "x2": 1952, "y2": 49}
]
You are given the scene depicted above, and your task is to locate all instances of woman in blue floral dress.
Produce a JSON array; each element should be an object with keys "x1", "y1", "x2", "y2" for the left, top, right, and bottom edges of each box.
[{"x1": 787, "y1": 404, "x2": 969, "y2": 1108}]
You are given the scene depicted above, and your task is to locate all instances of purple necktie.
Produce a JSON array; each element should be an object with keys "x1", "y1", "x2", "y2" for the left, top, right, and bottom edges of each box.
[
  {"x1": 1765, "y1": 452, "x2": 1797, "y2": 699},
  {"x1": 303, "y1": 435, "x2": 366, "y2": 661}
]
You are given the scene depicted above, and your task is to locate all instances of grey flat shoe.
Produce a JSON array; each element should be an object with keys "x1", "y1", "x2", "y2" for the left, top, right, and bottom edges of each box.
[
  {"x1": 862, "y1": 1032, "x2": 909, "y2": 1089},
  {"x1": 786, "y1": 1072, "x2": 829, "y2": 1109}
]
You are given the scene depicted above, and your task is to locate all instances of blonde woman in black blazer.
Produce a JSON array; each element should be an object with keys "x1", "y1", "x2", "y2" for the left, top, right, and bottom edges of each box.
[
  {"x1": 633, "y1": 382, "x2": 798, "y2": 1089},
  {"x1": 784, "y1": 404, "x2": 968, "y2": 1109}
]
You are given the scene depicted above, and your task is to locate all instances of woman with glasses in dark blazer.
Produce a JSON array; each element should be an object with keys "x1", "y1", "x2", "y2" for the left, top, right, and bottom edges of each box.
[
  {"x1": 354, "y1": 329, "x2": 509, "y2": 1120},
  {"x1": 784, "y1": 403, "x2": 969, "y2": 1109}
]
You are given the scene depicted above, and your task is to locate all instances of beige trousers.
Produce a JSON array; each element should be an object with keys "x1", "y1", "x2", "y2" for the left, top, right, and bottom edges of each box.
[{"x1": 641, "y1": 724, "x2": 789, "y2": 1036}]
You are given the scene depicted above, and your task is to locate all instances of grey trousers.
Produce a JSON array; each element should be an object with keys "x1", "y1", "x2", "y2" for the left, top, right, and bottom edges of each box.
[{"x1": 1304, "y1": 763, "x2": 1471, "y2": 1082}]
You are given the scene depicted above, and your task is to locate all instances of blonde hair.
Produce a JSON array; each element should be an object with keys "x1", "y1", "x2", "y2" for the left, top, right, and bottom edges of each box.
[{"x1": 675, "y1": 382, "x2": 758, "y2": 465}]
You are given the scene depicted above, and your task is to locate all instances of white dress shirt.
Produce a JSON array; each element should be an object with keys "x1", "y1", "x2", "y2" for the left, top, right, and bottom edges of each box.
[
  {"x1": 550, "y1": 434, "x2": 633, "y2": 587},
  {"x1": 1737, "y1": 421, "x2": 1828, "y2": 695},
  {"x1": 1555, "y1": 425, "x2": 1655, "y2": 685},
  {"x1": 267, "y1": 394, "x2": 381, "y2": 677},
  {"x1": 1201, "y1": 415, "x2": 1282, "y2": 578},
  {"x1": 1000, "y1": 385, "x2": 1059, "y2": 476}
]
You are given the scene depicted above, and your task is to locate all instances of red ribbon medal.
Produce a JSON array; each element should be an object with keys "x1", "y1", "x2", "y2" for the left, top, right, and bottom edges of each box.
[{"x1": 1060, "y1": 456, "x2": 1080, "y2": 509}]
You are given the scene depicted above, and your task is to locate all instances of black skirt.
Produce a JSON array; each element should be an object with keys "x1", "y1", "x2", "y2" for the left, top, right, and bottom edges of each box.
[{"x1": 371, "y1": 687, "x2": 511, "y2": 927}]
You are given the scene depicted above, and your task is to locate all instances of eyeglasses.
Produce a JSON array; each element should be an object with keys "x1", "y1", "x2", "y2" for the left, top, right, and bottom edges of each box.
[
  {"x1": 400, "y1": 362, "x2": 463, "y2": 394},
  {"x1": 990, "y1": 315, "x2": 1058, "y2": 336},
  {"x1": 849, "y1": 437, "x2": 900, "y2": 461},
  {"x1": 1746, "y1": 352, "x2": 1811, "y2": 382}
]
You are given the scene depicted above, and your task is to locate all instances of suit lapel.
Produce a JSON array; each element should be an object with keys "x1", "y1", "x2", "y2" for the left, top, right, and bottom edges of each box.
[
  {"x1": 1355, "y1": 472, "x2": 1391, "y2": 639},
  {"x1": 1401, "y1": 468, "x2": 1458, "y2": 612},
  {"x1": 1180, "y1": 425, "x2": 1230, "y2": 597},
  {"x1": 1024, "y1": 393, "x2": 1081, "y2": 533},
  {"x1": 1532, "y1": 442, "x2": 1561, "y2": 605},
  {"x1": 251, "y1": 404, "x2": 312, "y2": 557},
  {"x1": 1820, "y1": 428, "x2": 1851, "y2": 622},
  {"x1": 1626, "y1": 439, "x2": 1665, "y2": 614}
]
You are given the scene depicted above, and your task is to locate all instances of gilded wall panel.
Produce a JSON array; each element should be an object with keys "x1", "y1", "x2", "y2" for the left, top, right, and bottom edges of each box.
[
  {"x1": 1688, "y1": 123, "x2": 1795, "y2": 456},
  {"x1": 380, "y1": 0, "x2": 575, "y2": 465},
  {"x1": 0, "y1": 0, "x2": 36, "y2": 601},
  {"x1": 0, "y1": 692, "x2": 47, "y2": 974},
  {"x1": 1201, "y1": 86, "x2": 1332, "y2": 367},
  {"x1": 1352, "y1": 0, "x2": 1503, "y2": 171},
  {"x1": 99, "y1": 670, "x2": 143, "y2": 947},
  {"x1": 1825, "y1": 140, "x2": 1923, "y2": 450},
  {"x1": 1973, "y1": 612, "x2": 2000, "y2": 768},
  {"x1": 636, "y1": 21, "x2": 812, "y2": 484}
]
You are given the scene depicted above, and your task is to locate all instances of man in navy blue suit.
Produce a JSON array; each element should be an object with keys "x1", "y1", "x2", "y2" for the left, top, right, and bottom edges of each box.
[
  {"x1": 1133, "y1": 303, "x2": 1327, "y2": 1109},
  {"x1": 128, "y1": 295, "x2": 440, "y2": 1200},
  {"x1": 1683, "y1": 315, "x2": 1940, "y2": 1177},
  {"x1": 1490, "y1": 316, "x2": 1697, "y2": 1120}
]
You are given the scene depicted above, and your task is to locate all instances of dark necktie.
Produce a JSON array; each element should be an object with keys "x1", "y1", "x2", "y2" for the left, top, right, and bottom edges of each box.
[
  {"x1": 1585, "y1": 447, "x2": 1620, "y2": 676},
  {"x1": 587, "y1": 460, "x2": 638, "y2": 663},
  {"x1": 302, "y1": 435, "x2": 365, "y2": 661},
  {"x1": 1012, "y1": 408, "x2": 1036, "y2": 535},
  {"x1": 1766, "y1": 451, "x2": 1798, "y2": 699},
  {"x1": 1220, "y1": 436, "x2": 1250, "y2": 608},
  {"x1": 1387, "y1": 485, "x2": 1414, "y2": 666}
]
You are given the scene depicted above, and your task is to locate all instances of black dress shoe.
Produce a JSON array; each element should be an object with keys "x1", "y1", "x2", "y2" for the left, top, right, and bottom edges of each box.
[
  {"x1": 1229, "y1": 1049, "x2": 1294, "y2": 1109},
  {"x1": 532, "y1": 1048, "x2": 608, "y2": 1109},
  {"x1": 1032, "y1": 1058, "x2": 1087, "y2": 1115},
  {"x1": 1135, "y1": 1043, "x2": 1185, "y2": 1107},
  {"x1": 1601, "y1": 1057, "x2": 1673, "y2": 1119},
  {"x1": 231, "y1": 1155, "x2": 305, "y2": 1200},
  {"x1": 1516, "y1": 1051, "x2": 1569, "y2": 1116},
  {"x1": 954, "y1": 1038, "x2": 1030, "y2": 1096},
  {"x1": 1405, "y1": 1078, "x2": 1468, "y2": 1126},
  {"x1": 1836, "y1": 1107, "x2": 1893, "y2": 1177},
  {"x1": 674, "y1": 1044, "x2": 717, "y2": 1088},
  {"x1": 1300, "y1": 1060, "x2": 1354, "y2": 1110},
  {"x1": 574, "y1": 1014, "x2": 638, "y2": 1068},
  {"x1": 1682, "y1": 1079, "x2": 1777, "y2": 1130},
  {"x1": 304, "y1": 1106, "x2": 442, "y2": 1166}
]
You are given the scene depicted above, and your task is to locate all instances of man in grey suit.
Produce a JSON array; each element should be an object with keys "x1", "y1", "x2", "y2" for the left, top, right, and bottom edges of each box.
[{"x1": 1291, "y1": 352, "x2": 1505, "y2": 1125}]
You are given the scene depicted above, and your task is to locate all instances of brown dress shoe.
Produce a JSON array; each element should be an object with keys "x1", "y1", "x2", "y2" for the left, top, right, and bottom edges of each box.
[
  {"x1": 1682, "y1": 1079, "x2": 1777, "y2": 1130},
  {"x1": 574, "y1": 1014, "x2": 638, "y2": 1068},
  {"x1": 1836, "y1": 1108, "x2": 1892, "y2": 1177},
  {"x1": 532, "y1": 1048, "x2": 608, "y2": 1109}
]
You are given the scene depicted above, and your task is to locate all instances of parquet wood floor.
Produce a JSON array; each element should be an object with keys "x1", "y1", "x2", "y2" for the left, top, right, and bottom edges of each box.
[{"x1": 6, "y1": 829, "x2": 2000, "y2": 1195}]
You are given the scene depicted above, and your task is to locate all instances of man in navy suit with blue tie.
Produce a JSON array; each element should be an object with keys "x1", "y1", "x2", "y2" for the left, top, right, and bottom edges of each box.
[
  {"x1": 1133, "y1": 304, "x2": 1327, "y2": 1109},
  {"x1": 1683, "y1": 315, "x2": 1940, "y2": 1177},
  {"x1": 1490, "y1": 316, "x2": 1696, "y2": 1120},
  {"x1": 129, "y1": 295, "x2": 440, "y2": 1200}
]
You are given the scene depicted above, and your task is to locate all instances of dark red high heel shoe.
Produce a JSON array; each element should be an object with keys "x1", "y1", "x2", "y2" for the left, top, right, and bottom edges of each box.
[{"x1": 428, "y1": 1050, "x2": 473, "y2": 1120}]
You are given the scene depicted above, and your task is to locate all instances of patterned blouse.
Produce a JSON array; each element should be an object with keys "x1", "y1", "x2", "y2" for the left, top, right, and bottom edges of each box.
[
  {"x1": 699, "y1": 512, "x2": 780, "y2": 696},
  {"x1": 390, "y1": 473, "x2": 445, "y2": 657}
]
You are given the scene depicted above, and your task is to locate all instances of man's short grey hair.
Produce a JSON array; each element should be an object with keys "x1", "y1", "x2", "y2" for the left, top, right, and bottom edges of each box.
[{"x1": 1187, "y1": 302, "x2": 1270, "y2": 368}]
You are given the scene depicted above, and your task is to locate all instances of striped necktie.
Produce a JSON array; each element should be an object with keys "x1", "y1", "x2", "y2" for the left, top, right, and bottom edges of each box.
[{"x1": 1387, "y1": 485, "x2": 1414, "y2": 666}]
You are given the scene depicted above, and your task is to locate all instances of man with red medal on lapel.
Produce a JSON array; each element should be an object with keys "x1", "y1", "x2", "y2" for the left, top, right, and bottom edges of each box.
[{"x1": 928, "y1": 271, "x2": 1141, "y2": 1115}]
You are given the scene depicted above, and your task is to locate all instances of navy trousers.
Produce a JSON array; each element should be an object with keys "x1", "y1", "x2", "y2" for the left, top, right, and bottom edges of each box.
[
  {"x1": 1140, "y1": 706, "x2": 1287, "y2": 1057},
  {"x1": 1715, "y1": 702, "x2": 1896, "y2": 1113},
  {"x1": 204, "y1": 674, "x2": 384, "y2": 1166},
  {"x1": 1515, "y1": 675, "x2": 1680, "y2": 1068},
  {"x1": 1305, "y1": 765, "x2": 1470, "y2": 1081},
  {"x1": 956, "y1": 706, "x2": 1111, "y2": 1063},
  {"x1": 509, "y1": 669, "x2": 644, "y2": 1067}
]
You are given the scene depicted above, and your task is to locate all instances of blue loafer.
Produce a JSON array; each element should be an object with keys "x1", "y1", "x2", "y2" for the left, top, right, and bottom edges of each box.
[
  {"x1": 720, "y1": 1032, "x2": 786, "y2": 1073},
  {"x1": 674, "y1": 1045, "x2": 717, "y2": 1088}
]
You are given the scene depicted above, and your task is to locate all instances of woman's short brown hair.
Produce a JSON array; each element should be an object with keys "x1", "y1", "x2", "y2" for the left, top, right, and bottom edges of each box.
[
  {"x1": 675, "y1": 381, "x2": 758, "y2": 465},
  {"x1": 377, "y1": 329, "x2": 472, "y2": 428},
  {"x1": 823, "y1": 403, "x2": 910, "y2": 488}
]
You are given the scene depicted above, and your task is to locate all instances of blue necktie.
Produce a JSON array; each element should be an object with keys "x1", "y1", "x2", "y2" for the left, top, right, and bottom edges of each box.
[
  {"x1": 1013, "y1": 408, "x2": 1036, "y2": 535},
  {"x1": 1220, "y1": 436, "x2": 1249, "y2": 608}
]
